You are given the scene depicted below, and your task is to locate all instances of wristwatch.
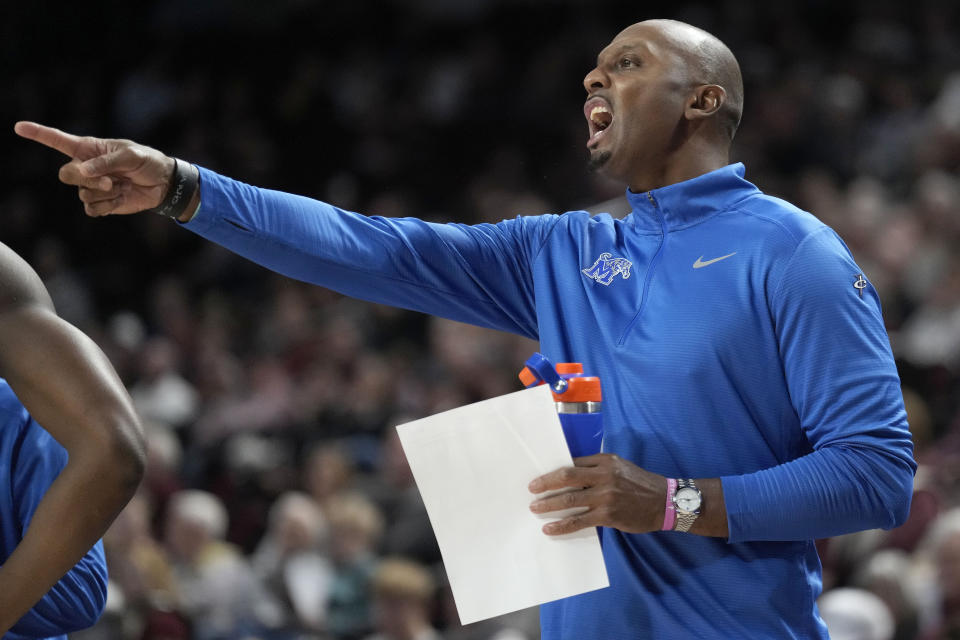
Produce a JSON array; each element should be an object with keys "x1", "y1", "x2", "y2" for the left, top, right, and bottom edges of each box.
[{"x1": 672, "y1": 478, "x2": 702, "y2": 532}]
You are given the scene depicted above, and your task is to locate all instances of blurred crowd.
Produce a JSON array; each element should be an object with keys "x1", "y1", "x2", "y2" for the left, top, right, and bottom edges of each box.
[{"x1": 3, "y1": 0, "x2": 960, "y2": 639}]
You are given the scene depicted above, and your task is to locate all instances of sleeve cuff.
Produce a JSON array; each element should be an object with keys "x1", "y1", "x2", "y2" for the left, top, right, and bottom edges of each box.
[
  {"x1": 721, "y1": 474, "x2": 748, "y2": 543},
  {"x1": 178, "y1": 165, "x2": 220, "y2": 233}
]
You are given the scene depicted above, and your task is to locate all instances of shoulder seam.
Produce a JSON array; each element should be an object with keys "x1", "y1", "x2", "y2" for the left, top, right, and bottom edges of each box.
[
  {"x1": 770, "y1": 226, "x2": 839, "y2": 308},
  {"x1": 727, "y1": 196, "x2": 812, "y2": 245},
  {"x1": 531, "y1": 213, "x2": 569, "y2": 264}
]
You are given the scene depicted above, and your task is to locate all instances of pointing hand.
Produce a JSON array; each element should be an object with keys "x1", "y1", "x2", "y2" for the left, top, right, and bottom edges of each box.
[{"x1": 14, "y1": 121, "x2": 175, "y2": 217}]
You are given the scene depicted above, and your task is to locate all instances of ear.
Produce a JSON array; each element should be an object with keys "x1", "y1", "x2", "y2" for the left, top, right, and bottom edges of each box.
[{"x1": 684, "y1": 84, "x2": 726, "y2": 121}]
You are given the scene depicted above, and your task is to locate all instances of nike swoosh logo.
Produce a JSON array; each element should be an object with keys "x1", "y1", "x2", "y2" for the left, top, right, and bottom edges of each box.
[{"x1": 693, "y1": 252, "x2": 737, "y2": 269}]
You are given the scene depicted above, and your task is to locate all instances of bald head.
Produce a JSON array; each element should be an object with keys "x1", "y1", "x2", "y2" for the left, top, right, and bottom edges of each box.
[
  {"x1": 583, "y1": 19, "x2": 745, "y2": 189},
  {"x1": 626, "y1": 19, "x2": 744, "y2": 141}
]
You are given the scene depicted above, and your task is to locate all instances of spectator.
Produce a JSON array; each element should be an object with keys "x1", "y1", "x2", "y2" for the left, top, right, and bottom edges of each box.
[
  {"x1": 851, "y1": 550, "x2": 922, "y2": 640},
  {"x1": 164, "y1": 490, "x2": 282, "y2": 639},
  {"x1": 252, "y1": 491, "x2": 333, "y2": 633},
  {"x1": 364, "y1": 557, "x2": 441, "y2": 640},
  {"x1": 102, "y1": 492, "x2": 179, "y2": 617},
  {"x1": 818, "y1": 587, "x2": 895, "y2": 640},
  {"x1": 367, "y1": 427, "x2": 440, "y2": 565},
  {"x1": 326, "y1": 493, "x2": 386, "y2": 640},
  {"x1": 304, "y1": 441, "x2": 358, "y2": 508},
  {"x1": 918, "y1": 509, "x2": 960, "y2": 639},
  {"x1": 129, "y1": 337, "x2": 200, "y2": 430}
]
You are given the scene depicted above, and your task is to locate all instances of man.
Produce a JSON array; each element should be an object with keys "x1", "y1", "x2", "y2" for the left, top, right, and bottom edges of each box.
[
  {"x1": 0, "y1": 242, "x2": 145, "y2": 637},
  {"x1": 15, "y1": 18, "x2": 915, "y2": 639}
]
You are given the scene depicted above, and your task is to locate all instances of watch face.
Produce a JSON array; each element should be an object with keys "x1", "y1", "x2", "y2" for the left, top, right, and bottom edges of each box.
[{"x1": 674, "y1": 487, "x2": 702, "y2": 512}]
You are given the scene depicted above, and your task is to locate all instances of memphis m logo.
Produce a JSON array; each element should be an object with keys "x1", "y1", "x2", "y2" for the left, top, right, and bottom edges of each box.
[{"x1": 582, "y1": 252, "x2": 633, "y2": 286}]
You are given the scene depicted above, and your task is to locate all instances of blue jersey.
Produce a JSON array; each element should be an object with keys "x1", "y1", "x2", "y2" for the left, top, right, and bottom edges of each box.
[
  {"x1": 184, "y1": 163, "x2": 915, "y2": 639},
  {"x1": 0, "y1": 381, "x2": 108, "y2": 640}
]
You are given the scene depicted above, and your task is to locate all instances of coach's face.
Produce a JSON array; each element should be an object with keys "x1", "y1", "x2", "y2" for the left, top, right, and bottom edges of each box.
[{"x1": 583, "y1": 22, "x2": 693, "y2": 189}]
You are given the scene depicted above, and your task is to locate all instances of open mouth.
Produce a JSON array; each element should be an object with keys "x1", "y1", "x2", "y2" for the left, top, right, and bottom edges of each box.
[{"x1": 584, "y1": 97, "x2": 614, "y2": 148}]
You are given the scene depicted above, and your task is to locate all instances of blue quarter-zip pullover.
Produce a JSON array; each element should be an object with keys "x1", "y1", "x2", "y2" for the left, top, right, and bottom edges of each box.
[{"x1": 182, "y1": 162, "x2": 915, "y2": 639}]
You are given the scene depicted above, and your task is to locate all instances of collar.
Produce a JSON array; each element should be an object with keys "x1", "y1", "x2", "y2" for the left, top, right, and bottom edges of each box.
[{"x1": 624, "y1": 163, "x2": 759, "y2": 233}]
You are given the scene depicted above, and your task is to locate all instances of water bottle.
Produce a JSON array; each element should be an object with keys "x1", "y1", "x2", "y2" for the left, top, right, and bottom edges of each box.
[{"x1": 518, "y1": 353, "x2": 603, "y2": 458}]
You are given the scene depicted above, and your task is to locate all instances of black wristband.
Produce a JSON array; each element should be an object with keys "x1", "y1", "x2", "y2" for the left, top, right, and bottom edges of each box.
[{"x1": 149, "y1": 158, "x2": 199, "y2": 219}]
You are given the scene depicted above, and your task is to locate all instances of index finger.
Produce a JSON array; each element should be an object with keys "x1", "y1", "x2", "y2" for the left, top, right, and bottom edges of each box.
[
  {"x1": 14, "y1": 121, "x2": 82, "y2": 158},
  {"x1": 572, "y1": 453, "x2": 611, "y2": 467},
  {"x1": 528, "y1": 465, "x2": 600, "y2": 494}
]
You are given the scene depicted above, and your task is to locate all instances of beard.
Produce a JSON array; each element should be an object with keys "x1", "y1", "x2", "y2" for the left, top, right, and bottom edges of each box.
[{"x1": 586, "y1": 150, "x2": 612, "y2": 173}]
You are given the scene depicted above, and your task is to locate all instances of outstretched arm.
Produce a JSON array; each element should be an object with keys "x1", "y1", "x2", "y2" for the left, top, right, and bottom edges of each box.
[
  {"x1": 0, "y1": 242, "x2": 145, "y2": 634},
  {"x1": 14, "y1": 121, "x2": 552, "y2": 337}
]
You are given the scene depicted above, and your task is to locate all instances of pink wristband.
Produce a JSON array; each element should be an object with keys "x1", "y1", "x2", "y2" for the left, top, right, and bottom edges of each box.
[{"x1": 662, "y1": 478, "x2": 677, "y2": 531}]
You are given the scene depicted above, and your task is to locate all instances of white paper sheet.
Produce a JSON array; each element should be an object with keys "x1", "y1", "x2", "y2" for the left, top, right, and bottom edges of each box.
[{"x1": 396, "y1": 385, "x2": 609, "y2": 625}]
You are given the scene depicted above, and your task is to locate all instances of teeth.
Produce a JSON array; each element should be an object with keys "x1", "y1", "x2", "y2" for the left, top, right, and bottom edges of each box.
[
  {"x1": 590, "y1": 105, "x2": 612, "y2": 129},
  {"x1": 590, "y1": 106, "x2": 608, "y2": 123}
]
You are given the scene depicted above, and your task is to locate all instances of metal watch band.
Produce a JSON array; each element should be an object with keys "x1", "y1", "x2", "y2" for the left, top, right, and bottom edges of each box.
[
  {"x1": 675, "y1": 511, "x2": 698, "y2": 532},
  {"x1": 673, "y1": 478, "x2": 701, "y2": 532}
]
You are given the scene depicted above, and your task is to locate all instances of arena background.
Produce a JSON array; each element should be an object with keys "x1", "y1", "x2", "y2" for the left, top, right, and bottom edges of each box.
[{"x1": 4, "y1": 1, "x2": 960, "y2": 638}]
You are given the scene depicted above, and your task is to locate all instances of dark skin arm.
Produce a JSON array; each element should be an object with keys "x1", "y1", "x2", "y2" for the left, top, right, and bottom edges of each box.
[
  {"x1": 528, "y1": 453, "x2": 728, "y2": 538},
  {"x1": 0, "y1": 243, "x2": 145, "y2": 634}
]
